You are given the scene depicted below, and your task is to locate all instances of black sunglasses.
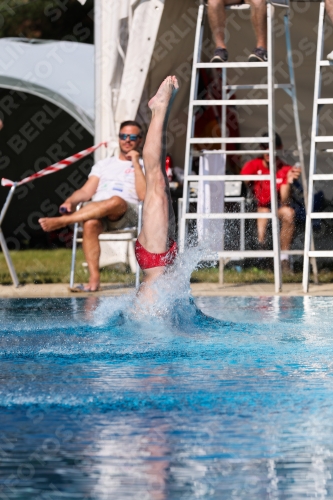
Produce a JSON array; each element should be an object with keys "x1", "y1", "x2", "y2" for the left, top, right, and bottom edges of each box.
[{"x1": 119, "y1": 133, "x2": 141, "y2": 141}]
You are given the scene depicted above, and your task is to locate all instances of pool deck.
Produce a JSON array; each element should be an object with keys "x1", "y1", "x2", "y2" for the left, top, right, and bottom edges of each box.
[{"x1": 0, "y1": 282, "x2": 333, "y2": 298}]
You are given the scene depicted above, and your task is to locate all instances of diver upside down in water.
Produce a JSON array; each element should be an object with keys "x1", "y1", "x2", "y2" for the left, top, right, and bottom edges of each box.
[{"x1": 135, "y1": 76, "x2": 179, "y2": 290}]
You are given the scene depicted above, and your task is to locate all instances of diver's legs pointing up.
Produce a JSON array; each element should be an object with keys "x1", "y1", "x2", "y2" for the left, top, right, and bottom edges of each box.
[{"x1": 137, "y1": 76, "x2": 179, "y2": 282}]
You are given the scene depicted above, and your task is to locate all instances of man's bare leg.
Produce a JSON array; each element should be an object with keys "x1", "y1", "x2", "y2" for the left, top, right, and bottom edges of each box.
[
  {"x1": 257, "y1": 207, "x2": 270, "y2": 245},
  {"x1": 326, "y1": 0, "x2": 333, "y2": 24},
  {"x1": 208, "y1": 0, "x2": 228, "y2": 49},
  {"x1": 278, "y1": 206, "x2": 294, "y2": 251},
  {"x1": 138, "y1": 76, "x2": 178, "y2": 284},
  {"x1": 39, "y1": 196, "x2": 127, "y2": 232},
  {"x1": 81, "y1": 219, "x2": 103, "y2": 291},
  {"x1": 326, "y1": 0, "x2": 333, "y2": 59},
  {"x1": 247, "y1": 0, "x2": 267, "y2": 49},
  {"x1": 208, "y1": 0, "x2": 266, "y2": 50}
]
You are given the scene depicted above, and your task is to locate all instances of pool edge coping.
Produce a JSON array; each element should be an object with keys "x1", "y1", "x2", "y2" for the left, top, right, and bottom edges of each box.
[{"x1": 0, "y1": 282, "x2": 333, "y2": 298}]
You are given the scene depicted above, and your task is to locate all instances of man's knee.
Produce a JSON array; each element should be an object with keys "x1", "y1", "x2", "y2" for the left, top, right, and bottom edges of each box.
[
  {"x1": 106, "y1": 196, "x2": 127, "y2": 211},
  {"x1": 279, "y1": 206, "x2": 295, "y2": 223},
  {"x1": 83, "y1": 219, "x2": 103, "y2": 235}
]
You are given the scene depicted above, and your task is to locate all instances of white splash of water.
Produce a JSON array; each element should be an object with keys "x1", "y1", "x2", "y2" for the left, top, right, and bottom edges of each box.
[{"x1": 94, "y1": 233, "x2": 219, "y2": 324}]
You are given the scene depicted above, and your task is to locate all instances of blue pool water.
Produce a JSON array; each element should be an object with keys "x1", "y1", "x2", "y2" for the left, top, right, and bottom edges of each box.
[{"x1": 1, "y1": 295, "x2": 333, "y2": 499}]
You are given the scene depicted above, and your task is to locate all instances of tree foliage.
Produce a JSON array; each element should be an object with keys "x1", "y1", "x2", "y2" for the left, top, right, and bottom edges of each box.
[{"x1": 0, "y1": 0, "x2": 94, "y2": 43}]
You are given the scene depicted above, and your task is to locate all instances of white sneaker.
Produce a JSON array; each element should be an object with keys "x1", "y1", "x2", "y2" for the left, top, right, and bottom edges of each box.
[{"x1": 327, "y1": 50, "x2": 333, "y2": 60}]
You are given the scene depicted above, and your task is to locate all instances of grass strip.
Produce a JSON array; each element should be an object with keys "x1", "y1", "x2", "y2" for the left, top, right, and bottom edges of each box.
[{"x1": 0, "y1": 249, "x2": 327, "y2": 285}]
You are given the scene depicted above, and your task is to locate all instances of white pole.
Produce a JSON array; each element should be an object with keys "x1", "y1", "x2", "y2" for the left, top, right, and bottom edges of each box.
[
  {"x1": 94, "y1": 0, "x2": 116, "y2": 161},
  {"x1": 303, "y1": 2, "x2": 325, "y2": 292},
  {"x1": 0, "y1": 185, "x2": 19, "y2": 287},
  {"x1": 69, "y1": 202, "x2": 82, "y2": 289},
  {"x1": 240, "y1": 198, "x2": 245, "y2": 252},
  {"x1": 267, "y1": 3, "x2": 282, "y2": 293},
  {"x1": 135, "y1": 202, "x2": 143, "y2": 289},
  {"x1": 69, "y1": 223, "x2": 79, "y2": 289},
  {"x1": 219, "y1": 65, "x2": 227, "y2": 285},
  {"x1": 94, "y1": 0, "x2": 103, "y2": 163},
  {"x1": 180, "y1": 2, "x2": 204, "y2": 252}
]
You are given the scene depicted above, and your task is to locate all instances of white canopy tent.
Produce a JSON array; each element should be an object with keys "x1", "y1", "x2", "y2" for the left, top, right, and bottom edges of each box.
[
  {"x1": 0, "y1": 0, "x2": 197, "y2": 160},
  {"x1": 0, "y1": 38, "x2": 94, "y2": 135}
]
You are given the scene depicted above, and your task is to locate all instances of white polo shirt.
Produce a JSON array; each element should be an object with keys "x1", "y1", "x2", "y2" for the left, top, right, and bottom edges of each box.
[{"x1": 89, "y1": 156, "x2": 144, "y2": 204}]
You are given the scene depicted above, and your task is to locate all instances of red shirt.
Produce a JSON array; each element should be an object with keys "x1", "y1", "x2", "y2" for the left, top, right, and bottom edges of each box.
[{"x1": 240, "y1": 157, "x2": 291, "y2": 207}]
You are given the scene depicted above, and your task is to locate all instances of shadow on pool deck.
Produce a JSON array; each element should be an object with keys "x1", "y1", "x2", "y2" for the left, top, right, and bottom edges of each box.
[{"x1": 0, "y1": 282, "x2": 333, "y2": 298}]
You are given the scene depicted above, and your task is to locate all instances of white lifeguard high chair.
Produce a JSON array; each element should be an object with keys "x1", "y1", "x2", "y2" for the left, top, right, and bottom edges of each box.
[{"x1": 179, "y1": 0, "x2": 315, "y2": 292}]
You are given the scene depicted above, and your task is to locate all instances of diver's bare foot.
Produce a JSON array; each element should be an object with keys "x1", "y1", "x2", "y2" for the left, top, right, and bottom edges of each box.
[
  {"x1": 39, "y1": 217, "x2": 67, "y2": 232},
  {"x1": 148, "y1": 76, "x2": 179, "y2": 114}
]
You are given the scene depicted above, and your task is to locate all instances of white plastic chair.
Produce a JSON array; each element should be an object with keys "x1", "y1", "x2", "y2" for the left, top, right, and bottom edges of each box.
[{"x1": 69, "y1": 202, "x2": 142, "y2": 289}]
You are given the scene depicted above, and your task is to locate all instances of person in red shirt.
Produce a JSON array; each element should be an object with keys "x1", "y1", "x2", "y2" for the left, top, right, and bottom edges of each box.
[{"x1": 240, "y1": 133, "x2": 301, "y2": 271}]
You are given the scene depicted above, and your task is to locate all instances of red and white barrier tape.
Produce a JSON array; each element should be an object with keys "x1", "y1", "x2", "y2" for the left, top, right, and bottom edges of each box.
[{"x1": 1, "y1": 141, "x2": 107, "y2": 188}]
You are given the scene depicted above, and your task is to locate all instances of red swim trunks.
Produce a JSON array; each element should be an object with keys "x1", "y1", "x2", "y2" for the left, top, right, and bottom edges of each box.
[{"x1": 135, "y1": 239, "x2": 178, "y2": 270}]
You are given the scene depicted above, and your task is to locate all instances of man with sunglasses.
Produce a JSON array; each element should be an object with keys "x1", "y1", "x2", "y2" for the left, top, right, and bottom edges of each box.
[{"x1": 39, "y1": 121, "x2": 146, "y2": 291}]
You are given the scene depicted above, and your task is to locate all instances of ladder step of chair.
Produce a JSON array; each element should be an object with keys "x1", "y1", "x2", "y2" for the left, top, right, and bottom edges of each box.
[
  {"x1": 317, "y1": 98, "x2": 333, "y2": 104},
  {"x1": 184, "y1": 213, "x2": 273, "y2": 220},
  {"x1": 193, "y1": 99, "x2": 269, "y2": 106},
  {"x1": 224, "y1": 83, "x2": 292, "y2": 90},
  {"x1": 312, "y1": 174, "x2": 333, "y2": 180},
  {"x1": 309, "y1": 251, "x2": 333, "y2": 257},
  {"x1": 196, "y1": 62, "x2": 268, "y2": 69},
  {"x1": 310, "y1": 212, "x2": 333, "y2": 219},
  {"x1": 189, "y1": 137, "x2": 269, "y2": 144},
  {"x1": 320, "y1": 60, "x2": 333, "y2": 67},
  {"x1": 187, "y1": 174, "x2": 271, "y2": 181},
  {"x1": 284, "y1": 250, "x2": 304, "y2": 255},
  {"x1": 314, "y1": 136, "x2": 333, "y2": 142},
  {"x1": 193, "y1": 149, "x2": 268, "y2": 155},
  {"x1": 217, "y1": 250, "x2": 304, "y2": 258},
  {"x1": 218, "y1": 251, "x2": 275, "y2": 257}
]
